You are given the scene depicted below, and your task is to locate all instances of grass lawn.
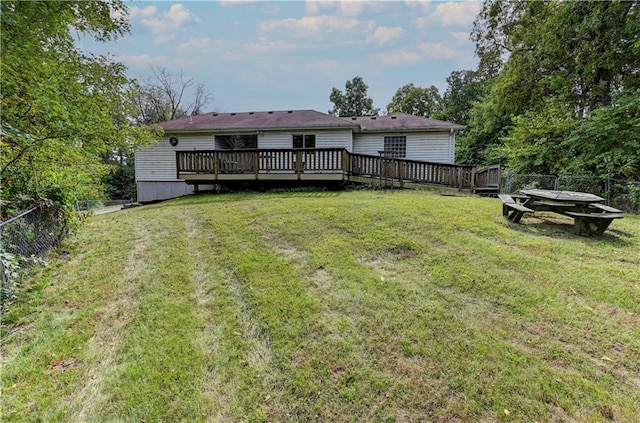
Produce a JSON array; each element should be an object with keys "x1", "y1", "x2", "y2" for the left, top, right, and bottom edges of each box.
[{"x1": 2, "y1": 190, "x2": 639, "y2": 422}]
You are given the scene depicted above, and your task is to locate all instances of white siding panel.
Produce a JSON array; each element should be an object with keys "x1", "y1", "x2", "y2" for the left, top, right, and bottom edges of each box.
[
  {"x1": 407, "y1": 133, "x2": 453, "y2": 163},
  {"x1": 316, "y1": 130, "x2": 352, "y2": 150},
  {"x1": 353, "y1": 131, "x2": 454, "y2": 163},
  {"x1": 259, "y1": 132, "x2": 291, "y2": 149},
  {"x1": 136, "y1": 135, "x2": 214, "y2": 181},
  {"x1": 353, "y1": 134, "x2": 383, "y2": 156},
  {"x1": 260, "y1": 130, "x2": 352, "y2": 149}
]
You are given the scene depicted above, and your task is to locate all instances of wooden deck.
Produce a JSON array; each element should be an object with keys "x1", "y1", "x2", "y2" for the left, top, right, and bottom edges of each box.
[{"x1": 176, "y1": 148, "x2": 495, "y2": 191}]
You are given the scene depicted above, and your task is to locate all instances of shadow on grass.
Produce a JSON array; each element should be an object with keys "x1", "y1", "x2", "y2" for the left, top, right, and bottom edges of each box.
[{"x1": 508, "y1": 214, "x2": 636, "y2": 246}]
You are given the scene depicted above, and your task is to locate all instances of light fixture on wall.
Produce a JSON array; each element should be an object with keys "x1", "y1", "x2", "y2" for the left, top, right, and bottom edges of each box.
[{"x1": 169, "y1": 136, "x2": 179, "y2": 146}]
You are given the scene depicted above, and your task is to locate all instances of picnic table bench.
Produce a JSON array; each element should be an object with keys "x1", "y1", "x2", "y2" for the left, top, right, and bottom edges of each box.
[
  {"x1": 498, "y1": 194, "x2": 534, "y2": 223},
  {"x1": 499, "y1": 189, "x2": 623, "y2": 235}
]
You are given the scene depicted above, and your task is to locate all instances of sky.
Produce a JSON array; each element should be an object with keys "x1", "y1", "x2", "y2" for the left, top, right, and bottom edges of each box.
[{"x1": 79, "y1": 0, "x2": 482, "y2": 114}]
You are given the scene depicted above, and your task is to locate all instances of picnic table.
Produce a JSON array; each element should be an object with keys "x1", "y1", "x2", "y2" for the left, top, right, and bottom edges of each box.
[{"x1": 499, "y1": 189, "x2": 623, "y2": 235}]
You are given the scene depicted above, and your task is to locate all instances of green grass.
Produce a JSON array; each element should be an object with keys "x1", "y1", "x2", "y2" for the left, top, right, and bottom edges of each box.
[{"x1": 2, "y1": 190, "x2": 639, "y2": 422}]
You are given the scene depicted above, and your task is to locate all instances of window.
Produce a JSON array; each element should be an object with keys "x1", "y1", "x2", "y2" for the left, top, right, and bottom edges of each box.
[
  {"x1": 383, "y1": 136, "x2": 406, "y2": 158},
  {"x1": 293, "y1": 134, "x2": 316, "y2": 149},
  {"x1": 215, "y1": 134, "x2": 257, "y2": 149}
]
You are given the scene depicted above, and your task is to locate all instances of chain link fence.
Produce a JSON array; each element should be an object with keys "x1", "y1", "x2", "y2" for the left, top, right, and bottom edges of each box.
[
  {"x1": 1, "y1": 203, "x2": 70, "y2": 303},
  {"x1": 76, "y1": 198, "x2": 133, "y2": 215},
  {"x1": 503, "y1": 173, "x2": 640, "y2": 213}
]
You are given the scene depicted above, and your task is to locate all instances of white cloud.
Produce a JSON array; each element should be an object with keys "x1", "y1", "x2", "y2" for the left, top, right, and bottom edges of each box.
[
  {"x1": 219, "y1": 0, "x2": 259, "y2": 5},
  {"x1": 129, "y1": 5, "x2": 157, "y2": 19},
  {"x1": 371, "y1": 50, "x2": 422, "y2": 66},
  {"x1": 175, "y1": 37, "x2": 214, "y2": 52},
  {"x1": 306, "y1": 0, "x2": 389, "y2": 16},
  {"x1": 131, "y1": 3, "x2": 200, "y2": 39},
  {"x1": 412, "y1": 1, "x2": 481, "y2": 28},
  {"x1": 433, "y1": 1, "x2": 481, "y2": 27},
  {"x1": 242, "y1": 40, "x2": 307, "y2": 54},
  {"x1": 258, "y1": 15, "x2": 372, "y2": 38},
  {"x1": 119, "y1": 54, "x2": 169, "y2": 68},
  {"x1": 451, "y1": 31, "x2": 471, "y2": 43},
  {"x1": 305, "y1": 1, "x2": 330, "y2": 15},
  {"x1": 338, "y1": 1, "x2": 367, "y2": 16},
  {"x1": 417, "y1": 42, "x2": 459, "y2": 59},
  {"x1": 370, "y1": 26, "x2": 405, "y2": 45}
]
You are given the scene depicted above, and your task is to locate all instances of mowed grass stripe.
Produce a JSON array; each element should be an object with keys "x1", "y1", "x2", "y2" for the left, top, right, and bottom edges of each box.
[
  {"x1": 184, "y1": 211, "x2": 279, "y2": 421},
  {"x1": 68, "y1": 222, "x2": 154, "y2": 421},
  {"x1": 1, "y1": 215, "x2": 140, "y2": 421},
  {"x1": 93, "y1": 207, "x2": 205, "y2": 422}
]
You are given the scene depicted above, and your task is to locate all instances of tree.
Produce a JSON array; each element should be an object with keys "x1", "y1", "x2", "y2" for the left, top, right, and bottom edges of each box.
[
  {"x1": 386, "y1": 84, "x2": 442, "y2": 118},
  {"x1": 104, "y1": 67, "x2": 212, "y2": 200},
  {"x1": 460, "y1": 0, "x2": 640, "y2": 170},
  {"x1": 439, "y1": 70, "x2": 487, "y2": 125},
  {"x1": 0, "y1": 1, "x2": 159, "y2": 212},
  {"x1": 130, "y1": 66, "x2": 212, "y2": 125},
  {"x1": 329, "y1": 76, "x2": 379, "y2": 117},
  {"x1": 561, "y1": 90, "x2": 640, "y2": 179}
]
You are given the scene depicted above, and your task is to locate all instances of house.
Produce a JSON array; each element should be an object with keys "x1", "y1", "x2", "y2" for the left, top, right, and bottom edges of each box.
[{"x1": 135, "y1": 109, "x2": 464, "y2": 202}]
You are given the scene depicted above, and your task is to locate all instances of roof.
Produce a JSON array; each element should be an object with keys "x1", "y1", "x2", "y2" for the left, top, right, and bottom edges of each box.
[
  {"x1": 158, "y1": 110, "x2": 464, "y2": 133},
  {"x1": 159, "y1": 109, "x2": 356, "y2": 133},
  {"x1": 341, "y1": 113, "x2": 465, "y2": 132}
]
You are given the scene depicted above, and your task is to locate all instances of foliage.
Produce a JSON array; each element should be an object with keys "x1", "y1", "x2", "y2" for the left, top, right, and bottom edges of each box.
[
  {"x1": 2, "y1": 191, "x2": 639, "y2": 421},
  {"x1": 0, "y1": 251, "x2": 21, "y2": 303},
  {"x1": 386, "y1": 84, "x2": 442, "y2": 118},
  {"x1": 455, "y1": 94, "x2": 511, "y2": 165},
  {"x1": 463, "y1": 0, "x2": 639, "y2": 171},
  {"x1": 562, "y1": 90, "x2": 640, "y2": 179},
  {"x1": 102, "y1": 163, "x2": 137, "y2": 200},
  {"x1": 329, "y1": 76, "x2": 379, "y2": 117},
  {"x1": 0, "y1": 1, "x2": 160, "y2": 210},
  {"x1": 129, "y1": 66, "x2": 212, "y2": 126},
  {"x1": 501, "y1": 103, "x2": 579, "y2": 175},
  {"x1": 439, "y1": 70, "x2": 488, "y2": 125}
]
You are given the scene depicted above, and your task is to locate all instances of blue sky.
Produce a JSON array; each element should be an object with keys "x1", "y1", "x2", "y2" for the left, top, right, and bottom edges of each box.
[{"x1": 80, "y1": 0, "x2": 482, "y2": 114}]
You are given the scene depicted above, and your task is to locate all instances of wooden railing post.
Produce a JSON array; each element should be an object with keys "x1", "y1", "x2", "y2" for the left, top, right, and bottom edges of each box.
[
  {"x1": 343, "y1": 149, "x2": 350, "y2": 179},
  {"x1": 254, "y1": 151, "x2": 259, "y2": 179},
  {"x1": 295, "y1": 149, "x2": 302, "y2": 178}
]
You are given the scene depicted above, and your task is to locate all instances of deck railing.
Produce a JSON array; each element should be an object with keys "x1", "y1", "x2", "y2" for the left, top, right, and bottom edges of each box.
[
  {"x1": 348, "y1": 153, "x2": 474, "y2": 189},
  {"x1": 177, "y1": 148, "x2": 482, "y2": 190},
  {"x1": 177, "y1": 148, "x2": 346, "y2": 176},
  {"x1": 474, "y1": 164, "x2": 501, "y2": 189}
]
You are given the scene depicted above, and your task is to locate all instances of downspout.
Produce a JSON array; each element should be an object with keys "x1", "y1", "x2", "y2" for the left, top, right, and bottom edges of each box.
[{"x1": 449, "y1": 128, "x2": 455, "y2": 163}]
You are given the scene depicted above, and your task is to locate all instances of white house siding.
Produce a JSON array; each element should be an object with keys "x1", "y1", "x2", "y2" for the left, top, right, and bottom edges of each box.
[
  {"x1": 259, "y1": 129, "x2": 352, "y2": 150},
  {"x1": 136, "y1": 135, "x2": 215, "y2": 182},
  {"x1": 406, "y1": 133, "x2": 454, "y2": 163},
  {"x1": 136, "y1": 135, "x2": 214, "y2": 202},
  {"x1": 259, "y1": 132, "x2": 291, "y2": 149},
  {"x1": 353, "y1": 134, "x2": 384, "y2": 156},
  {"x1": 316, "y1": 130, "x2": 352, "y2": 150},
  {"x1": 353, "y1": 132, "x2": 454, "y2": 163}
]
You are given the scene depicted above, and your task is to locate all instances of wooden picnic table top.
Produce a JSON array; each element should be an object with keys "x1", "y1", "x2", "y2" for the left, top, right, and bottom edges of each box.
[{"x1": 519, "y1": 189, "x2": 605, "y2": 203}]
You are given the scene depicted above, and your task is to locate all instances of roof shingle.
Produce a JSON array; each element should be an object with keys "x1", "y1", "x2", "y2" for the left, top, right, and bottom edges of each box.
[
  {"x1": 158, "y1": 110, "x2": 464, "y2": 133},
  {"x1": 159, "y1": 110, "x2": 356, "y2": 132},
  {"x1": 341, "y1": 113, "x2": 464, "y2": 132}
]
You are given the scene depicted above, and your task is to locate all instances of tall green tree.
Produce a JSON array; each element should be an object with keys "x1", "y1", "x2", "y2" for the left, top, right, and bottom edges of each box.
[
  {"x1": 0, "y1": 1, "x2": 159, "y2": 212},
  {"x1": 462, "y1": 0, "x2": 639, "y2": 175},
  {"x1": 329, "y1": 76, "x2": 379, "y2": 117},
  {"x1": 386, "y1": 84, "x2": 442, "y2": 118},
  {"x1": 439, "y1": 70, "x2": 487, "y2": 125}
]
